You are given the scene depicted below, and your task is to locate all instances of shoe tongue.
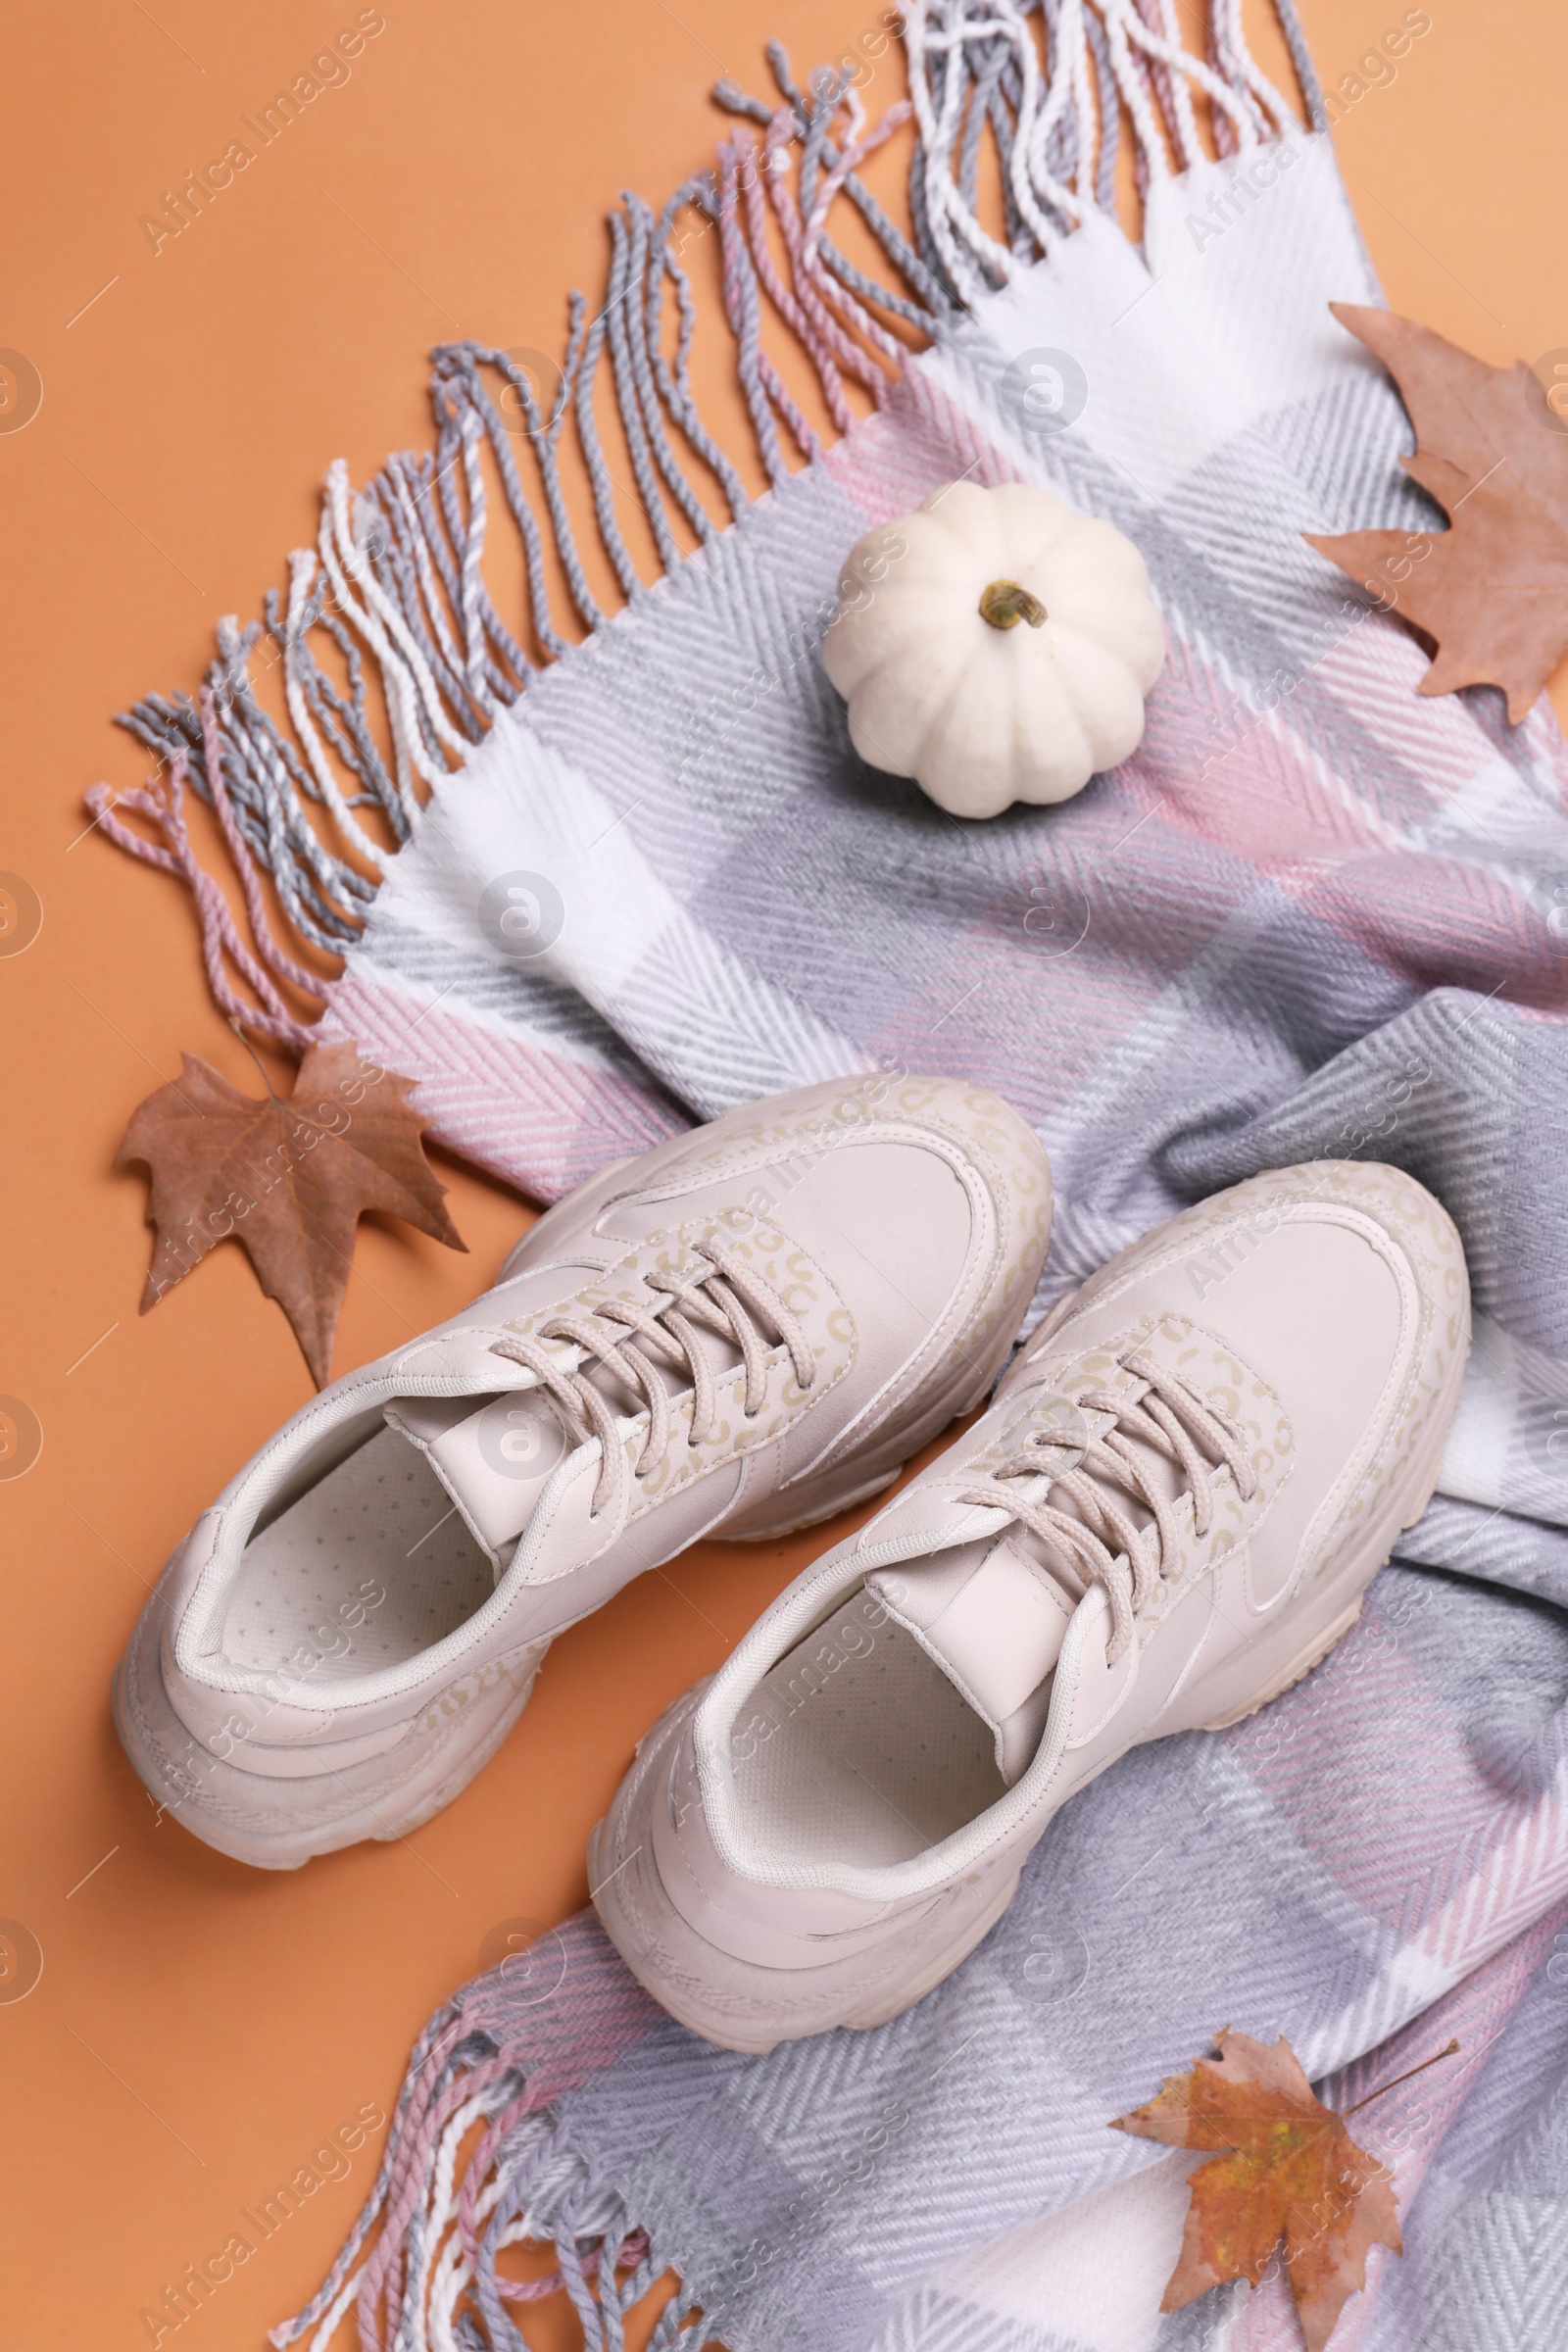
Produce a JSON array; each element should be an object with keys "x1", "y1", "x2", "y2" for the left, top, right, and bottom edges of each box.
[
  {"x1": 861, "y1": 1372, "x2": 1200, "y2": 1787},
  {"x1": 382, "y1": 1390, "x2": 573, "y2": 1576},
  {"x1": 866, "y1": 1533, "x2": 1077, "y2": 1786},
  {"x1": 381, "y1": 1297, "x2": 750, "y2": 1578}
]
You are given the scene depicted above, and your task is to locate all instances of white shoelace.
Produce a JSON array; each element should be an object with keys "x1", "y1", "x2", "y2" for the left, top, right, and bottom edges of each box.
[
  {"x1": 489, "y1": 1238, "x2": 815, "y2": 1519},
  {"x1": 956, "y1": 1352, "x2": 1256, "y2": 1661}
]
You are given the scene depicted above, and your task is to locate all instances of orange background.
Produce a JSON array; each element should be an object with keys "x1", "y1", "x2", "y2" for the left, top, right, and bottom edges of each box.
[{"x1": 3, "y1": 4, "x2": 1566, "y2": 2345}]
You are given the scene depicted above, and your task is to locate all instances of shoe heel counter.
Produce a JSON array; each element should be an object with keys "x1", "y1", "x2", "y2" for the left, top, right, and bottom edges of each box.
[{"x1": 160, "y1": 1509, "x2": 223, "y2": 1686}]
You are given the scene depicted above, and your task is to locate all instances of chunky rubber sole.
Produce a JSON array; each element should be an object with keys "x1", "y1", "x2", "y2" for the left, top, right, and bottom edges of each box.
[
  {"x1": 837, "y1": 1862, "x2": 1021, "y2": 2034},
  {"x1": 112, "y1": 1592, "x2": 550, "y2": 1870},
  {"x1": 1197, "y1": 1598, "x2": 1365, "y2": 1731}
]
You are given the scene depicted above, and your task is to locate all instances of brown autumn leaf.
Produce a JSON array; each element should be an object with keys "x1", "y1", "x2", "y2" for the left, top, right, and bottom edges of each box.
[
  {"x1": 1109, "y1": 2027, "x2": 1400, "y2": 2352},
  {"x1": 116, "y1": 1040, "x2": 465, "y2": 1388},
  {"x1": 1305, "y1": 304, "x2": 1568, "y2": 722}
]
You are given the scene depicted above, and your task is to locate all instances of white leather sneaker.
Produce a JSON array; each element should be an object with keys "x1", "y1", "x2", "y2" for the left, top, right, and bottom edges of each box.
[
  {"x1": 591, "y1": 1161, "x2": 1470, "y2": 2050},
  {"x1": 114, "y1": 1076, "x2": 1052, "y2": 1867}
]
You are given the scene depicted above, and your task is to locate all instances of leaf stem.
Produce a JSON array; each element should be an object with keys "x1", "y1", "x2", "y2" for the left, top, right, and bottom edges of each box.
[
  {"x1": 1342, "y1": 2037, "x2": 1460, "y2": 2116},
  {"x1": 229, "y1": 1017, "x2": 283, "y2": 1104}
]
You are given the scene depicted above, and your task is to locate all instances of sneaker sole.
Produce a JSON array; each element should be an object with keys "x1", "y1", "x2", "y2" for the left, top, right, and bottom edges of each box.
[
  {"x1": 1195, "y1": 1598, "x2": 1368, "y2": 1731},
  {"x1": 112, "y1": 1596, "x2": 550, "y2": 1870}
]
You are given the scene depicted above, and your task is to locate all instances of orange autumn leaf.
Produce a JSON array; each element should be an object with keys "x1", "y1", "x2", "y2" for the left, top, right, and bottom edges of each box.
[
  {"x1": 1108, "y1": 2028, "x2": 1400, "y2": 2352},
  {"x1": 1305, "y1": 303, "x2": 1568, "y2": 723},
  {"x1": 116, "y1": 1040, "x2": 465, "y2": 1388}
]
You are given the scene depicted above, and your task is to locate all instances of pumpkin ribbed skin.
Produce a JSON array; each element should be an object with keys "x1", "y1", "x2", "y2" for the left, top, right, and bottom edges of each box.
[{"x1": 822, "y1": 481, "x2": 1165, "y2": 818}]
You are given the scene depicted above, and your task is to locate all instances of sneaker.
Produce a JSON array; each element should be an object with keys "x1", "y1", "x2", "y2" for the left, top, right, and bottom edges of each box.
[
  {"x1": 591, "y1": 1160, "x2": 1470, "y2": 2050},
  {"x1": 115, "y1": 1076, "x2": 1053, "y2": 1867}
]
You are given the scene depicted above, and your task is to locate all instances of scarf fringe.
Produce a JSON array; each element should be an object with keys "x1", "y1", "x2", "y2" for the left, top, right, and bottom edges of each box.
[
  {"x1": 270, "y1": 1919, "x2": 695, "y2": 2352},
  {"x1": 87, "y1": 2, "x2": 1319, "y2": 1056}
]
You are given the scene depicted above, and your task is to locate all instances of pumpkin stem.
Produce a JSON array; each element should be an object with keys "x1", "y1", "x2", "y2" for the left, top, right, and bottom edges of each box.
[{"x1": 980, "y1": 578, "x2": 1048, "y2": 631}]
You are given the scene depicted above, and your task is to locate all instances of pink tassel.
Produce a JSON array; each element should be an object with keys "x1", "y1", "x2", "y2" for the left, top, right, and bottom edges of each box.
[
  {"x1": 715, "y1": 136, "x2": 822, "y2": 466},
  {"x1": 762, "y1": 100, "x2": 910, "y2": 404},
  {"x1": 796, "y1": 99, "x2": 916, "y2": 378},
  {"x1": 84, "y1": 751, "x2": 319, "y2": 1053},
  {"x1": 737, "y1": 122, "x2": 858, "y2": 435}
]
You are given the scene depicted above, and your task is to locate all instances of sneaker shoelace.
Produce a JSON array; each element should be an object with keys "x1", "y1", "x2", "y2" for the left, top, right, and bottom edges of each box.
[
  {"x1": 956, "y1": 1351, "x2": 1256, "y2": 1661},
  {"x1": 489, "y1": 1237, "x2": 816, "y2": 1519}
]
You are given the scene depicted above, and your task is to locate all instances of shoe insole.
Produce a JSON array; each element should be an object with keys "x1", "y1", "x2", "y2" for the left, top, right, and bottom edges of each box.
[
  {"x1": 223, "y1": 1427, "x2": 495, "y2": 1679},
  {"x1": 732, "y1": 1587, "x2": 1006, "y2": 1868}
]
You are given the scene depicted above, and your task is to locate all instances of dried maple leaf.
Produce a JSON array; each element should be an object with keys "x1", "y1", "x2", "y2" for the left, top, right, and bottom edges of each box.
[
  {"x1": 1109, "y1": 2027, "x2": 1400, "y2": 2351},
  {"x1": 1305, "y1": 303, "x2": 1568, "y2": 721},
  {"x1": 117, "y1": 1041, "x2": 465, "y2": 1388}
]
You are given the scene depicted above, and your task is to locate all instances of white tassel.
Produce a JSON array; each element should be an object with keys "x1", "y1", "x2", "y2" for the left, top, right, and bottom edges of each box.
[
  {"x1": 316, "y1": 460, "x2": 466, "y2": 803},
  {"x1": 407, "y1": 2087, "x2": 504, "y2": 2352},
  {"x1": 1012, "y1": 0, "x2": 1091, "y2": 240},
  {"x1": 280, "y1": 549, "x2": 393, "y2": 874},
  {"x1": 902, "y1": 0, "x2": 1298, "y2": 265},
  {"x1": 905, "y1": 6, "x2": 1019, "y2": 301},
  {"x1": 1102, "y1": 0, "x2": 1268, "y2": 161},
  {"x1": 390, "y1": 460, "x2": 473, "y2": 705},
  {"x1": 428, "y1": 2195, "x2": 528, "y2": 2352},
  {"x1": 314, "y1": 473, "x2": 424, "y2": 808},
  {"x1": 995, "y1": 0, "x2": 1080, "y2": 254},
  {"x1": 1212, "y1": 0, "x2": 1300, "y2": 138},
  {"x1": 306, "y1": 2264, "x2": 363, "y2": 2352},
  {"x1": 457, "y1": 412, "x2": 496, "y2": 718},
  {"x1": 342, "y1": 469, "x2": 473, "y2": 763}
]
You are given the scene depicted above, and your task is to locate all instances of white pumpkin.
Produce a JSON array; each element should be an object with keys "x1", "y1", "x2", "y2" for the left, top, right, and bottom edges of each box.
[{"x1": 821, "y1": 481, "x2": 1165, "y2": 818}]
